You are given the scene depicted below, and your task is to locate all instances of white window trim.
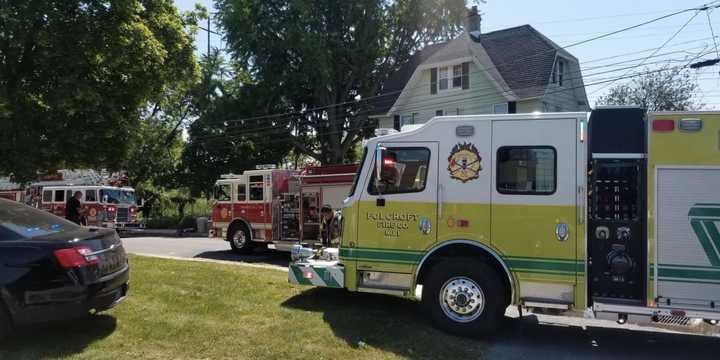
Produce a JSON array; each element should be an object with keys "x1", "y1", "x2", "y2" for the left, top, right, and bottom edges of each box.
[{"x1": 435, "y1": 62, "x2": 467, "y2": 93}]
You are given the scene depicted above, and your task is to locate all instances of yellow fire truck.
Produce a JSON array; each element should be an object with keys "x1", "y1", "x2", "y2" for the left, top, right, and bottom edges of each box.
[{"x1": 289, "y1": 108, "x2": 720, "y2": 336}]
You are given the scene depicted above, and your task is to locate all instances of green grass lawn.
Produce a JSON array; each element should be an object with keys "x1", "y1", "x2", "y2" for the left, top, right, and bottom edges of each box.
[{"x1": 0, "y1": 255, "x2": 486, "y2": 360}]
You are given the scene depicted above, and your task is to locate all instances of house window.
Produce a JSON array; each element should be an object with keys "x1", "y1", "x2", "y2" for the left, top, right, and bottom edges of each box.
[
  {"x1": 436, "y1": 110, "x2": 444, "y2": 116},
  {"x1": 400, "y1": 114, "x2": 415, "y2": 127},
  {"x1": 438, "y1": 66, "x2": 449, "y2": 90},
  {"x1": 432, "y1": 62, "x2": 469, "y2": 94},
  {"x1": 497, "y1": 146, "x2": 556, "y2": 195},
  {"x1": 553, "y1": 59, "x2": 566, "y2": 86},
  {"x1": 493, "y1": 103, "x2": 508, "y2": 114},
  {"x1": 452, "y1": 64, "x2": 463, "y2": 88}
]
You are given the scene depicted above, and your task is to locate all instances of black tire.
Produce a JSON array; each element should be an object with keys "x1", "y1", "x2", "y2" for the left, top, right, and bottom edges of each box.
[
  {"x1": 0, "y1": 301, "x2": 12, "y2": 342},
  {"x1": 422, "y1": 261, "x2": 507, "y2": 337},
  {"x1": 228, "y1": 223, "x2": 254, "y2": 254}
]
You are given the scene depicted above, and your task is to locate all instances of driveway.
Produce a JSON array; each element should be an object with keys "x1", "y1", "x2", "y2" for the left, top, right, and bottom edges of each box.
[{"x1": 120, "y1": 236, "x2": 291, "y2": 268}]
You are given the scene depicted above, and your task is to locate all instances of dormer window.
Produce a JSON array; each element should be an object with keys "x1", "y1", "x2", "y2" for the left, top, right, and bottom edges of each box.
[{"x1": 431, "y1": 62, "x2": 470, "y2": 94}]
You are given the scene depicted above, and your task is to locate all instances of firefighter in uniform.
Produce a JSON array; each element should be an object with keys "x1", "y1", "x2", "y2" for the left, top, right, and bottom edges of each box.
[{"x1": 319, "y1": 205, "x2": 339, "y2": 247}]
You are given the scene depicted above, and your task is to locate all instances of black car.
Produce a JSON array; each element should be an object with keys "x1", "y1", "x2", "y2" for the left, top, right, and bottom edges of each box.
[{"x1": 0, "y1": 198, "x2": 129, "y2": 339}]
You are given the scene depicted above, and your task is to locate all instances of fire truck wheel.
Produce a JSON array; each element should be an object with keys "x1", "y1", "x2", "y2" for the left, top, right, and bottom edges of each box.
[
  {"x1": 0, "y1": 301, "x2": 12, "y2": 341},
  {"x1": 422, "y1": 261, "x2": 505, "y2": 336},
  {"x1": 228, "y1": 223, "x2": 254, "y2": 254}
]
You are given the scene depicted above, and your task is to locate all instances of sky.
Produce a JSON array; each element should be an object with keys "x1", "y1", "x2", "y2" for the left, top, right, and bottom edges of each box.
[{"x1": 175, "y1": 0, "x2": 720, "y2": 109}]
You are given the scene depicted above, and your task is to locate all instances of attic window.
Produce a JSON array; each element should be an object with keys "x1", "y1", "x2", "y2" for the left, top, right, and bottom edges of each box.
[{"x1": 431, "y1": 63, "x2": 469, "y2": 94}]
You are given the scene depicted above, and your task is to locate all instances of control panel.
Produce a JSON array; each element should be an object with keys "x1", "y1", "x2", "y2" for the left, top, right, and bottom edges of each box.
[{"x1": 588, "y1": 159, "x2": 646, "y2": 304}]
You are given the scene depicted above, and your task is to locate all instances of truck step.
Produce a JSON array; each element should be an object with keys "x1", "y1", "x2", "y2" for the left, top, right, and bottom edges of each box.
[{"x1": 653, "y1": 314, "x2": 691, "y2": 327}]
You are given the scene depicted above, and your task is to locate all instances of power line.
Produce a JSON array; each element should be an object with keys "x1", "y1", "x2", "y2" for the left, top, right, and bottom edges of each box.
[
  {"x1": 190, "y1": 56, "x2": 714, "y2": 146},
  {"x1": 204, "y1": 2, "x2": 717, "y2": 128},
  {"x1": 589, "y1": 7, "x2": 706, "y2": 95}
]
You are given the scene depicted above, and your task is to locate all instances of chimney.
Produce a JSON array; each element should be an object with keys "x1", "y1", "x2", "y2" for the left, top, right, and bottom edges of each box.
[{"x1": 467, "y1": 6, "x2": 481, "y2": 36}]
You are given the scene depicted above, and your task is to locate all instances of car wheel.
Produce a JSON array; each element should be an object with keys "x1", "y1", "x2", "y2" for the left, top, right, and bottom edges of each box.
[
  {"x1": 422, "y1": 261, "x2": 506, "y2": 336},
  {"x1": 228, "y1": 223, "x2": 254, "y2": 254},
  {"x1": 0, "y1": 302, "x2": 12, "y2": 341}
]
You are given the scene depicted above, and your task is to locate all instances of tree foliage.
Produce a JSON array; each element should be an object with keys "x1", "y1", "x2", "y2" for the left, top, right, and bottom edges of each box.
[
  {"x1": 180, "y1": 50, "x2": 293, "y2": 196},
  {"x1": 0, "y1": 0, "x2": 201, "y2": 182},
  {"x1": 216, "y1": 0, "x2": 472, "y2": 164},
  {"x1": 595, "y1": 68, "x2": 701, "y2": 111}
]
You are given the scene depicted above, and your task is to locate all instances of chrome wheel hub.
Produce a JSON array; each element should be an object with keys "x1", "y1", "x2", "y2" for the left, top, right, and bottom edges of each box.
[
  {"x1": 232, "y1": 230, "x2": 246, "y2": 248},
  {"x1": 439, "y1": 276, "x2": 485, "y2": 323}
]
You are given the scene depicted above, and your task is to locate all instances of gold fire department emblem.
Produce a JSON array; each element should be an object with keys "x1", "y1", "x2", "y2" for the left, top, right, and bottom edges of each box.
[{"x1": 448, "y1": 142, "x2": 482, "y2": 183}]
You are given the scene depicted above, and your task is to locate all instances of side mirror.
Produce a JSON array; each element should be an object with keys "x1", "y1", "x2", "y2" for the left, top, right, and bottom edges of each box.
[{"x1": 375, "y1": 145, "x2": 386, "y2": 193}]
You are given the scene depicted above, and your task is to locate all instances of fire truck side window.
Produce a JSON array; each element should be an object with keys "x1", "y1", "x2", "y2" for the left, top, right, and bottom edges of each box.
[
  {"x1": 249, "y1": 175, "x2": 264, "y2": 201},
  {"x1": 237, "y1": 183, "x2": 246, "y2": 201},
  {"x1": 496, "y1": 146, "x2": 556, "y2": 195},
  {"x1": 215, "y1": 184, "x2": 231, "y2": 202},
  {"x1": 85, "y1": 190, "x2": 97, "y2": 202},
  {"x1": 368, "y1": 147, "x2": 431, "y2": 195},
  {"x1": 43, "y1": 190, "x2": 52, "y2": 203},
  {"x1": 54, "y1": 190, "x2": 65, "y2": 202}
]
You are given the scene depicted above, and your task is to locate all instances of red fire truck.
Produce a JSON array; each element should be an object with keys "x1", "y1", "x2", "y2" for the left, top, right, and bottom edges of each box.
[
  {"x1": 209, "y1": 164, "x2": 357, "y2": 253},
  {"x1": 0, "y1": 190, "x2": 24, "y2": 202},
  {"x1": 39, "y1": 185, "x2": 141, "y2": 229}
]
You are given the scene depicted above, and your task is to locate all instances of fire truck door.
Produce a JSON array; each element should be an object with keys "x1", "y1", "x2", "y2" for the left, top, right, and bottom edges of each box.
[
  {"x1": 491, "y1": 118, "x2": 579, "y2": 301},
  {"x1": 354, "y1": 142, "x2": 439, "y2": 275}
]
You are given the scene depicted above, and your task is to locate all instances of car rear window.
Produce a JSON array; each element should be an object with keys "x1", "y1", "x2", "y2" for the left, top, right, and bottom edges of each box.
[{"x1": 0, "y1": 199, "x2": 80, "y2": 240}]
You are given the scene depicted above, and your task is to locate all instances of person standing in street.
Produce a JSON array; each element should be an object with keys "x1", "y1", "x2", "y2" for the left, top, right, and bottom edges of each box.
[{"x1": 65, "y1": 191, "x2": 83, "y2": 225}]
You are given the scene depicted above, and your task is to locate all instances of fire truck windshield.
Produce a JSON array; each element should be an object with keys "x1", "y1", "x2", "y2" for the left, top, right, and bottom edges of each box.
[{"x1": 100, "y1": 189, "x2": 136, "y2": 205}]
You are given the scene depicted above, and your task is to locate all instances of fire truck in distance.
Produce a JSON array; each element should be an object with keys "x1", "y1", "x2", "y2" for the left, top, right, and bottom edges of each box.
[
  {"x1": 209, "y1": 164, "x2": 357, "y2": 253},
  {"x1": 38, "y1": 185, "x2": 141, "y2": 229}
]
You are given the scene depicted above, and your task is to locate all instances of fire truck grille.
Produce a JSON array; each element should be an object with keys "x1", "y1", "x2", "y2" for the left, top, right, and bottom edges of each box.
[{"x1": 117, "y1": 207, "x2": 129, "y2": 223}]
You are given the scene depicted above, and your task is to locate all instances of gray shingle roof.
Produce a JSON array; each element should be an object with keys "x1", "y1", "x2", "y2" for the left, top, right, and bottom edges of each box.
[
  {"x1": 373, "y1": 24, "x2": 566, "y2": 114},
  {"x1": 368, "y1": 42, "x2": 448, "y2": 116},
  {"x1": 475, "y1": 25, "x2": 558, "y2": 99}
]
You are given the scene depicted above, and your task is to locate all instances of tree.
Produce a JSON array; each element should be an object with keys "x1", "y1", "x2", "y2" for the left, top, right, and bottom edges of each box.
[
  {"x1": 216, "y1": 0, "x2": 472, "y2": 164},
  {"x1": 595, "y1": 68, "x2": 701, "y2": 111},
  {"x1": 180, "y1": 49, "x2": 293, "y2": 196},
  {"x1": 0, "y1": 0, "x2": 201, "y2": 183}
]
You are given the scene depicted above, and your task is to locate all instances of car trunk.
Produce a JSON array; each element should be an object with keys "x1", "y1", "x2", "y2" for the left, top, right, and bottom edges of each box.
[{"x1": 38, "y1": 228, "x2": 128, "y2": 278}]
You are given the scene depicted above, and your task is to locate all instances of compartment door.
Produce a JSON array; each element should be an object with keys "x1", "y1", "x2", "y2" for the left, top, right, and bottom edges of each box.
[{"x1": 656, "y1": 167, "x2": 720, "y2": 311}]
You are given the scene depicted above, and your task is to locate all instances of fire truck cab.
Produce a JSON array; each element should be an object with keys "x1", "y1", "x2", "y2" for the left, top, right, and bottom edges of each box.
[{"x1": 39, "y1": 185, "x2": 140, "y2": 229}]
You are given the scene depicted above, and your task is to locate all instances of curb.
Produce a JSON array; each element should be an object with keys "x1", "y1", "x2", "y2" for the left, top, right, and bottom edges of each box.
[{"x1": 129, "y1": 253, "x2": 288, "y2": 272}]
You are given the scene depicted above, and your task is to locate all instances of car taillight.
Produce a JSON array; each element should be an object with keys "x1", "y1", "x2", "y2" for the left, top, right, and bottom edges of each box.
[{"x1": 54, "y1": 246, "x2": 100, "y2": 268}]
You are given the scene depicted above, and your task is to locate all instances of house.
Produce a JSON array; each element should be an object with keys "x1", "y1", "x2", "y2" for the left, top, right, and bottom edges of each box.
[{"x1": 369, "y1": 7, "x2": 590, "y2": 130}]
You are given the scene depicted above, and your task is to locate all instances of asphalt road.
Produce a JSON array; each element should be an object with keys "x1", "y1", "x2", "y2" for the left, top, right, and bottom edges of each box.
[
  {"x1": 120, "y1": 236, "x2": 720, "y2": 359},
  {"x1": 120, "y1": 236, "x2": 291, "y2": 268}
]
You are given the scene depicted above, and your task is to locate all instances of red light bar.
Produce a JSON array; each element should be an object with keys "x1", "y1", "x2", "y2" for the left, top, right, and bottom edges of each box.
[{"x1": 653, "y1": 119, "x2": 675, "y2": 132}]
